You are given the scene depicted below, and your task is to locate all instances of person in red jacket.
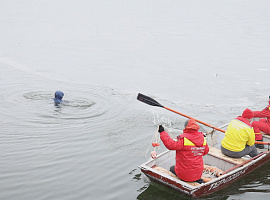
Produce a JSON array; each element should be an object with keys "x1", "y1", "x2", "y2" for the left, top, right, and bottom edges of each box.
[
  {"x1": 251, "y1": 96, "x2": 270, "y2": 148},
  {"x1": 158, "y1": 118, "x2": 209, "y2": 184}
]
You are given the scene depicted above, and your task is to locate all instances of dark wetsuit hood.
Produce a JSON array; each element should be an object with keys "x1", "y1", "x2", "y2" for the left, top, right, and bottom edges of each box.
[{"x1": 54, "y1": 91, "x2": 64, "y2": 103}]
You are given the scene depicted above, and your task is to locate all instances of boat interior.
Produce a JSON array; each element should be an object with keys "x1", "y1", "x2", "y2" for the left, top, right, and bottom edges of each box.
[{"x1": 142, "y1": 129, "x2": 270, "y2": 187}]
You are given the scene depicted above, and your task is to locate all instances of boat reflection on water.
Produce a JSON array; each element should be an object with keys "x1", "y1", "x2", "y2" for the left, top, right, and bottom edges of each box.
[{"x1": 137, "y1": 182, "x2": 191, "y2": 200}]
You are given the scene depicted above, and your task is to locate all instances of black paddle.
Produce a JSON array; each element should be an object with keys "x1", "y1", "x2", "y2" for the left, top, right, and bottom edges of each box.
[{"x1": 137, "y1": 93, "x2": 164, "y2": 107}]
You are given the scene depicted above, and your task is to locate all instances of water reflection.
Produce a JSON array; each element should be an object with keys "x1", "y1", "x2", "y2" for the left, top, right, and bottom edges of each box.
[
  {"x1": 53, "y1": 101, "x2": 64, "y2": 112},
  {"x1": 137, "y1": 182, "x2": 191, "y2": 200}
]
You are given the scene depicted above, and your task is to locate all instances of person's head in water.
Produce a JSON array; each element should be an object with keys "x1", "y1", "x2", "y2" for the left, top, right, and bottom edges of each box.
[{"x1": 54, "y1": 91, "x2": 64, "y2": 104}]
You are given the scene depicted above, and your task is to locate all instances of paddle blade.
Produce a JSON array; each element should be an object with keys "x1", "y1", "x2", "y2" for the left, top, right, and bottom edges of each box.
[{"x1": 137, "y1": 93, "x2": 164, "y2": 107}]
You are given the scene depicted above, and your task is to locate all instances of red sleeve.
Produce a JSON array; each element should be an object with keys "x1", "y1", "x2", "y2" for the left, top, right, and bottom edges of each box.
[
  {"x1": 253, "y1": 107, "x2": 270, "y2": 118},
  {"x1": 259, "y1": 118, "x2": 267, "y2": 123},
  {"x1": 203, "y1": 143, "x2": 209, "y2": 155},
  {"x1": 160, "y1": 131, "x2": 184, "y2": 150}
]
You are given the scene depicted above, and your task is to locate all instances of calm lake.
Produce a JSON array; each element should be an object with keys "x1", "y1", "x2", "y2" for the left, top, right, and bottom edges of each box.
[{"x1": 1, "y1": 1, "x2": 270, "y2": 199}]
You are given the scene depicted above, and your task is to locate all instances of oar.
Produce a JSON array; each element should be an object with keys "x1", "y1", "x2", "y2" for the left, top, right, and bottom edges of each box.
[
  {"x1": 137, "y1": 93, "x2": 270, "y2": 146},
  {"x1": 137, "y1": 93, "x2": 225, "y2": 133}
]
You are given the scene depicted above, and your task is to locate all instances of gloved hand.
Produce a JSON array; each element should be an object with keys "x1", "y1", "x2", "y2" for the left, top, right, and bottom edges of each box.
[{"x1": 158, "y1": 125, "x2": 164, "y2": 133}]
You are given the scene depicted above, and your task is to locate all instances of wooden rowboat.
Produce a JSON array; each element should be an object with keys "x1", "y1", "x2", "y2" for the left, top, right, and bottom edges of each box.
[
  {"x1": 136, "y1": 93, "x2": 270, "y2": 197},
  {"x1": 139, "y1": 128, "x2": 270, "y2": 198}
]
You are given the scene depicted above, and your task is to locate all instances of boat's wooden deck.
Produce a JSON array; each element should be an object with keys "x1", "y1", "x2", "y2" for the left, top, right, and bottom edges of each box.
[
  {"x1": 152, "y1": 166, "x2": 201, "y2": 186},
  {"x1": 208, "y1": 146, "x2": 247, "y2": 165},
  {"x1": 152, "y1": 164, "x2": 220, "y2": 187}
]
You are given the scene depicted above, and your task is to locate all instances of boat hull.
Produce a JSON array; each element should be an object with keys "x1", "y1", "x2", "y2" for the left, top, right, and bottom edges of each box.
[{"x1": 139, "y1": 149, "x2": 270, "y2": 197}]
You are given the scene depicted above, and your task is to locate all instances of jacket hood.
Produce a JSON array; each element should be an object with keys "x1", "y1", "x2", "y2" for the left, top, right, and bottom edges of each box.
[
  {"x1": 184, "y1": 118, "x2": 200, "y2": 131},
  {"x1": 242, "y1": 108, "x2": 253, "y2": 119}
]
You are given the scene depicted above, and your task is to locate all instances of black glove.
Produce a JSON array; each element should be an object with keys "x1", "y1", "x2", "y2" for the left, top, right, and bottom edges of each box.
[{"x1": 158, "y1": 125, "x2": 164, "y2": 133}]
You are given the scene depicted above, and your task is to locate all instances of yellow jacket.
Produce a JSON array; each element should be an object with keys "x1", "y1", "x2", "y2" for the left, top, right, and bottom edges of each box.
[{"x1": 221, "y1": 117, "x2": 255, "y2": 152}]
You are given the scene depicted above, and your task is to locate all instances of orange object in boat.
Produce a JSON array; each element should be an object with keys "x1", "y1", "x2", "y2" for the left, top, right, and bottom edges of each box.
[{"x1": 204, "y1": 165, "x2": 223, "y2": 177}]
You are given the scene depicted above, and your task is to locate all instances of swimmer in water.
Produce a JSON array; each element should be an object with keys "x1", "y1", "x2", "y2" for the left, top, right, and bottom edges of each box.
[{"x1": 53, "y1": 90, "x2": 64, "y2": 105}]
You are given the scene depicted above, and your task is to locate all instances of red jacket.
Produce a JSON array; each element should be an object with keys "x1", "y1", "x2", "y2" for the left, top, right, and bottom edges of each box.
[
  {"x1": 253, "y1": 101, "x2": 270, "y2": 124},
  {"x1": 252, "y1": 102, "x2": 270, "y2": 137},
  {"x1": 160, "y1": 130, "x2": 209, "y2": 182}
]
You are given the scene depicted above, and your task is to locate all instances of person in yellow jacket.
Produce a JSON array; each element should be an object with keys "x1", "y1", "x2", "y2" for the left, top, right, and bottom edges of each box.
[{"x1": 221, "y1": 108, "x2": 259, "y2": 158}]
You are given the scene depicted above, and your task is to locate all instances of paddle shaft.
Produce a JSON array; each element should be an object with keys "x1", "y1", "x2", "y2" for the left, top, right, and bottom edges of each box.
[
  {"x1": 164, "y1": 107, "x2": 226, "y2": 133},
  {"x1": 166, "y1": 106, "x2": 270, "y2": 145}
]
